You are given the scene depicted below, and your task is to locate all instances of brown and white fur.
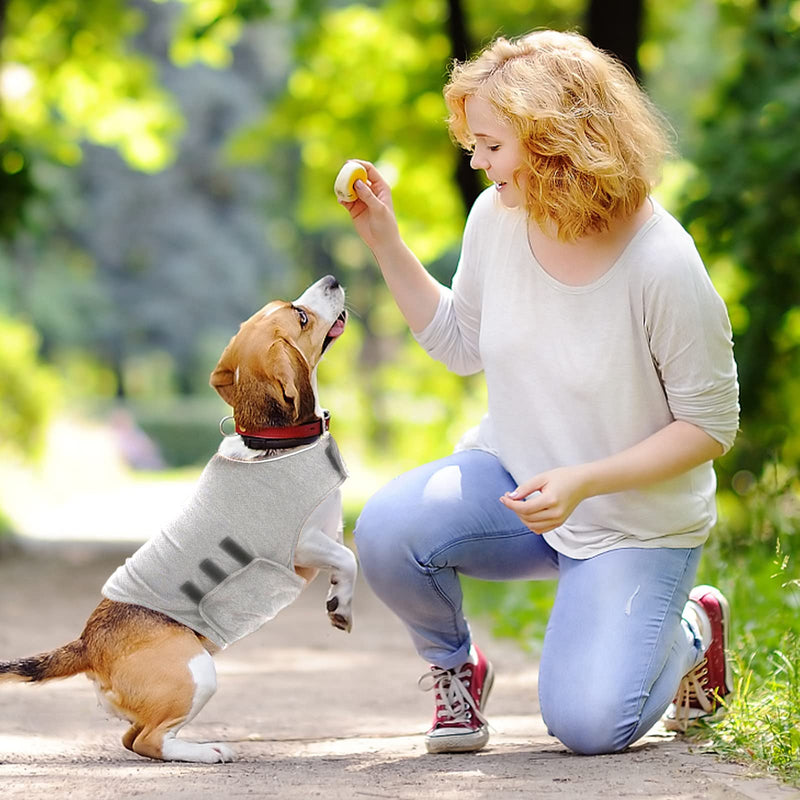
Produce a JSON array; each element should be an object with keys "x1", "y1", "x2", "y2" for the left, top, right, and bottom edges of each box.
[{"x1": 0, "y1": 275, "x2": 356, "y2": 763}]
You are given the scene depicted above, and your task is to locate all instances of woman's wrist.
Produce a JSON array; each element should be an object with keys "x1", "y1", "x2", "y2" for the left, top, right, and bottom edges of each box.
[
  {"x1": 573, "y1": 462, "x2": 600, "y2": 500},
  {"x1": 370, "y1": 230, "x2": 408, "y2": 263}
]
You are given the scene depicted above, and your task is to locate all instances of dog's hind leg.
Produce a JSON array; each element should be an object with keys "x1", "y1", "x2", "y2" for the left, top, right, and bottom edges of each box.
[
  {"x1": 122, "y1": 724, "x2": 142, "y2": 752},
  {"x1": 109, "y1": 636, "x2": 234, "y2": 762}
]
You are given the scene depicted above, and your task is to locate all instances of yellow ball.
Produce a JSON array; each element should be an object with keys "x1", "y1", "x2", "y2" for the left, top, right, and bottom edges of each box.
[{"x1": 334, "y1": 161, "x2": 368, "y2": 202}]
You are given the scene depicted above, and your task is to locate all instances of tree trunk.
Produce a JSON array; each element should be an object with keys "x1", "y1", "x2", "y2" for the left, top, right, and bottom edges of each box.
[
  {"x1": 0, "y1": 0, "x2": 7, "y2": 48},
  {"x1": 585, "y1": 0, "x2": 643, "y2": 81},
  {"x1": 444, "y1": 0, "x2": 482, "y2": 213}
]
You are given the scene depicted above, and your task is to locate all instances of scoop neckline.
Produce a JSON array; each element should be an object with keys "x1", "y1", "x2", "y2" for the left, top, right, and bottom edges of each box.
[{"x1": 520, "y1": 200, "x2": 662, "y2": 294}]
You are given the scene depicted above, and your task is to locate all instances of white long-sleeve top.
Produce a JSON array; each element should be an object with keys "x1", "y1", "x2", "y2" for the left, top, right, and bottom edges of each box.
[{"x1": 415, "y1": 188, "x2": 739, "y2": 558}]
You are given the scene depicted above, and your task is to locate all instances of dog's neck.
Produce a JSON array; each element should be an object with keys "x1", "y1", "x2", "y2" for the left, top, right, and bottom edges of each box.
[
  {"x1": 220, "y1": 376, "x2": 327, "y2": 462},
  {"x1": 218, "y1": 435, "x2": 317, "y2": 462}
]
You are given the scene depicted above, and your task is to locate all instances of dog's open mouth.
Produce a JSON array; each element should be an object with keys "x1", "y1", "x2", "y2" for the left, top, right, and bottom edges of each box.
[{"x1": 322, "y1": 310, "x2": 347, "y2": 353}]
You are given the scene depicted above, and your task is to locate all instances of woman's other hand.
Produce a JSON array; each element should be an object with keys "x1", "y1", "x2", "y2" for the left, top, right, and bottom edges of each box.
[{"x1": 499, "y1": 466, "x2": 589, "y2": 534}]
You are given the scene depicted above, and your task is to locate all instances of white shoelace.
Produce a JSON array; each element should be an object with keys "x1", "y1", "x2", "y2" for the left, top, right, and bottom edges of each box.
[
  {"x1": 671, "y1": 657, "x2": 714, "y2": 732},
  {"x1": 418, "y1": 664, "x2": 488, "y2": 727}
]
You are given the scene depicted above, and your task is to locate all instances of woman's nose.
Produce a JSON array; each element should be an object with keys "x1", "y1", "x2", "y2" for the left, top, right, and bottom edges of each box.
[{"x1": 470, "y1": 151, "x2": 488, "y2": 171}]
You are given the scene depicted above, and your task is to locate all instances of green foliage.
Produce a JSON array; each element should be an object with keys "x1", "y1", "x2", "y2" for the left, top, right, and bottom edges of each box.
[
  {"x1": 1, "y1": 2, "x2": 292, "y2": 397},
  {"x1": 317, "y1": 309, "x2": 486, "y2": 471},
  {"x1": 233, "y1": 1, "x2": 465, "y2": 263},
  {"x1": 698, "y1": 466, "x2": 800, "y2": 665},
  {"x1": 164, "y1": 0, "x2": 279, "y2": 67},
  {"x1": 233, "y1": 0, "x2": 583, "y2": 264},
  {"x1": 0, "y1": 0, "x2": 280, "y2": 241},
  {"x1": 134, "y1": 398, "x2": 226, "y2": 467},
  {"x1": 462, "y1": 576, "x2": 556, "y2": 655},
  {"x1": 712, "y1": 462, "x2": 799, "y2": 561},
  {"x1": 1, "y1": 0, "x2": 183, "y2": 170},
  {"x1": 677, "y1": 0, "x2": 800, "y2": 471},
  {"x1": 0, "y1": 506, "x2": 13, "y2": 540},
  {"x1": 0, "y1": 136, "x2": 35, "y2": 239},
  {"x1": 0, "y1": 0, "x2": 182, "y2": 240},
  {"x1": 0, "y1": 315, "x2": 59, "y2": 459}
]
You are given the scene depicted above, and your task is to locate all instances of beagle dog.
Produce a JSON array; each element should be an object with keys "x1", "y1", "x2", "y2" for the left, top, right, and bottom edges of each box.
[{"x1": 0, "y1": 275, "x2": 356, "y2": 764}]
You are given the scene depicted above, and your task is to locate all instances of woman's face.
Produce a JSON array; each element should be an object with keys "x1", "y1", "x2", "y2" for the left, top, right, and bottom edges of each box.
[{"x1": 464, "y1": 95, "x2": 527, "y2": 208}]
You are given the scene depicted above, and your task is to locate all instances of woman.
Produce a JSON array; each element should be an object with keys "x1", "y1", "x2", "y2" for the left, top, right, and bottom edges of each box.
[{"x1": 339, "y1": 29, "x2": 739, "y2": 755}]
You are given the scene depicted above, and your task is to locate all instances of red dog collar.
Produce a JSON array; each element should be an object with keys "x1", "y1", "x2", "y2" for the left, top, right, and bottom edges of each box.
[{"x1": 234, "y1": 411, "x2": 330, "y2": 449}]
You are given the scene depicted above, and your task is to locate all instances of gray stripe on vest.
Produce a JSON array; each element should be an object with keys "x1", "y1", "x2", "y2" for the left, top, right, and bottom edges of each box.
[{"x1": 179, "y1": 538, "x2": 255, "y2": 605}]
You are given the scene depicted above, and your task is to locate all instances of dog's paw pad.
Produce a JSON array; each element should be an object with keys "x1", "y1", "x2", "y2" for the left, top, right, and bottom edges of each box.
[
  {"x1": 329, "y1": 612, "x2": 352, "y2": 632},
  {"x1": 326, "y1": 596, "x2": 340, "y2": 612}
]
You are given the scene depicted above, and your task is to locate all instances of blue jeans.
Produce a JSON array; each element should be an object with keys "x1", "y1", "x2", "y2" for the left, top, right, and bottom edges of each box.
[{"x1": 354, "y1": 449, "x2": 703, "y2": 755}]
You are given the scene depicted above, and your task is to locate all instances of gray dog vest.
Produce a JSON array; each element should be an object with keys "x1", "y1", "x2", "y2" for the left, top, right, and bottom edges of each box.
[{"x1": 102, "y1": 434, "x2": 348, "y2": 648}]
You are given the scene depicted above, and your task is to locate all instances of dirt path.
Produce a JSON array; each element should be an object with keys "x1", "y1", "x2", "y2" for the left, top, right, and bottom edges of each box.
[{"x1": 0, "y1": 543, "x2": 797, "y2": 800}]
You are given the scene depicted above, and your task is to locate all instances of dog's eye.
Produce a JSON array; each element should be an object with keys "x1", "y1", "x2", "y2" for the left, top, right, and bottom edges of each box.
[{"x1": 294, "y1": 307, "x2": 309, "y2": 327}]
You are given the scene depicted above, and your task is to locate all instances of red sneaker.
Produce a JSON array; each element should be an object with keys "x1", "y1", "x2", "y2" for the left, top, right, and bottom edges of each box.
[
  {"x1": 664, "y1": 585, "x2": 732, "y2": 732},
  {"x1": 419, "y1": 644, "x2": 494, "y2": 754}
]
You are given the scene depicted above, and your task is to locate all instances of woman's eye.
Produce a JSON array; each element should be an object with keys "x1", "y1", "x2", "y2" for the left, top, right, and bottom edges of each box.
[
  {"x1": 489, "y1": 145, "x2": 501, "y2": 152},
  {"x1": 295, "y1": 307, "x2": 308, "y2": 327}
]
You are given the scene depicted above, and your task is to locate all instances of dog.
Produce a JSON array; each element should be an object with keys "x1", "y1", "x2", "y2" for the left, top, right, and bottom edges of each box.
[{"x1": 0, "y1": 275, "x2": 356, "y2": 763}]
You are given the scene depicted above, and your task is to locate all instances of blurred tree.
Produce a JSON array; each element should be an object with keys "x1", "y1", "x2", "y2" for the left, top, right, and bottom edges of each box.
[
  {"x1": 0, "y1": 0, "x2": 293, "y2": 398},
  {"x1": 678, "y1": 0, "x2": 800, "y2": 469},
  {"x1": 0, "y1": 0, "x2": 184, "y2": 236},
  {"x1": 0, "y1": 0, "x2": 286, "y2": 237},
  {"x1": 62, "y1": 3, "x2": 291, "y2": 397}
]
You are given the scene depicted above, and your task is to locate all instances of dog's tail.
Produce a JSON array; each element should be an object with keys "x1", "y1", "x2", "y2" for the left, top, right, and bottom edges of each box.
[{"x1": 0, "y1": 640, "x2": 89, "y2": 683}]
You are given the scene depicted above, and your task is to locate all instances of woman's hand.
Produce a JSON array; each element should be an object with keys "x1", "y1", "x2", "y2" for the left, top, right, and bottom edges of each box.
[
  {"x1": 499, "y1": 466, "x2": 589, "y2": 534},
  {"x1": 499, "y1": 422, "x2": 726, "y2": 535},
  {"x1": 338, "y1": 161, "x2": 400, "y2": 253},
  {"x1": 336, "y1": 158, "x2": 444, "y2": 332}
]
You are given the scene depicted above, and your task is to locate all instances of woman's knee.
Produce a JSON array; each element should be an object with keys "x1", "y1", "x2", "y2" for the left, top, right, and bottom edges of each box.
[
  {"x1": 545, "y1": 712, "x2": 629, "y2": 755},
  {"x1": 354, "y1": 451, "x2": 523, "y2": 584},
  {"x1": 540, "y1": 682, "x2": 635, "y2": 755}
]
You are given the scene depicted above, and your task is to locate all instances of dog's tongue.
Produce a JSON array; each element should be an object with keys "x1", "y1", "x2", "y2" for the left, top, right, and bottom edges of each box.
[{"x1": 327, "y1": 314, "x2": 346, "y2": 339}]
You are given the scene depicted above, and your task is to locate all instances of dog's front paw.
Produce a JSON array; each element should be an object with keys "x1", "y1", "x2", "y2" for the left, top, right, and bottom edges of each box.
[{"x1": 325, "y1": 590, "x2": 353, "y2": 633}]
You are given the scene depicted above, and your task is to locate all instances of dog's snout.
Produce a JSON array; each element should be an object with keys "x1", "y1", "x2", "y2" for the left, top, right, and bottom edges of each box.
[{"x1": 323, "y1": 275, "x2": 340, "y2": 291}]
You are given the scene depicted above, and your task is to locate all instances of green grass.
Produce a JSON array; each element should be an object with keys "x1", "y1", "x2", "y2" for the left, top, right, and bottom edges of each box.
[
  {"x1": 690, "y1": 539, "x2": 800, "y2": 786},
  {"x1": 695, "y1": 634, "x2": 800, "y2": 785}
]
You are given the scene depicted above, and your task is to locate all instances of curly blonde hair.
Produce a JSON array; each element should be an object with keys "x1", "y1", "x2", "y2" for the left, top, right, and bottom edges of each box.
[{"x1": 444, "y1": 30, "x2": 672, "y2": 241}]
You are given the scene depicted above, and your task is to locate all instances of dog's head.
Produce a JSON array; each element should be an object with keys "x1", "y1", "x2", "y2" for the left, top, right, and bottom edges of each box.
[{"x1": 210, "y1": 275, "x2": 346, "y2": 430}]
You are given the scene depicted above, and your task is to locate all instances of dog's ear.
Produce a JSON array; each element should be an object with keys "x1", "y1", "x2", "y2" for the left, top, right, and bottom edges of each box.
[
  {"x1": 209, "y1": 337, "x2": 238, "y2": 406},
  {"x1": 260, "y1": 339, "x2": 315, "y2": 423}
]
